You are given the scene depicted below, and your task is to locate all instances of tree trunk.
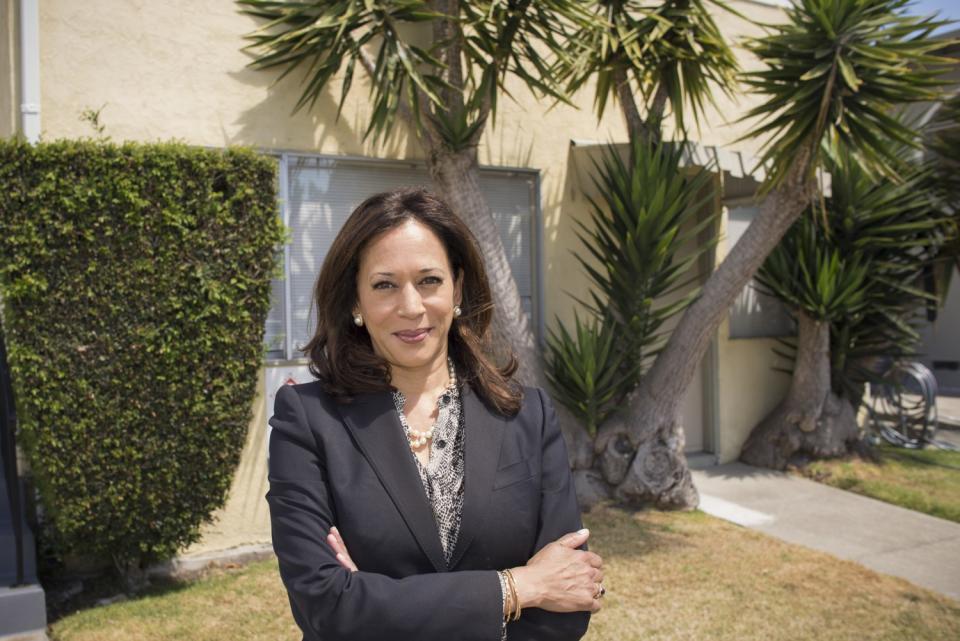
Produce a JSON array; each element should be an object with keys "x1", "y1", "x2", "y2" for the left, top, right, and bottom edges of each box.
[
  {"x1": 427, "y1": 149, "x2": 595, "y2": 470},
  {"x1": 112, "y1": 552, "x2": 150, "y2": 595},
  {"x1": 591, "y1": 151, "x2": 816, "y2": 509},
  {"x1": 739, "y1": 310, "x2": 860, "y2": 469}
]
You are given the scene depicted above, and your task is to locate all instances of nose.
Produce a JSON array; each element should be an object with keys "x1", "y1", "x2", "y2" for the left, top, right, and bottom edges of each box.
[{"x1": 398, "y1": 282, "x2": 426, "y2": 318}]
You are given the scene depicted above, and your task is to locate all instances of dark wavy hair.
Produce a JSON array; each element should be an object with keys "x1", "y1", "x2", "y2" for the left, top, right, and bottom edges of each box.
[{"x1": 302, "y1": 186, "x2": 521, "y2": 416}]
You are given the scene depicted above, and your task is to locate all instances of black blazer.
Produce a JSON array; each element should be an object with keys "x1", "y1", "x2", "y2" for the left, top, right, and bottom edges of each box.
[{"x1": 266, "y1": 379, "x2": 591, "y2": 641}]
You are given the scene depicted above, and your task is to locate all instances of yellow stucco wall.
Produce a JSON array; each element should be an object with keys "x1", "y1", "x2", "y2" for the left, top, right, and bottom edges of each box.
[
  {"x1": 15, "y1": 0, "x2": 789, "y2": 554},
  {"x1": 0, "y1": 0, "x2": 17, "y2": 139},
  {"x1": 715, "y1": 321, "x2": 793, "y2": 463}
]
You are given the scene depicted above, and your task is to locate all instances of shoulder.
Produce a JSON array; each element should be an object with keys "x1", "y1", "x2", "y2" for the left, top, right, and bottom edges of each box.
[
  {"x1": 504, "y1": 385, "x2": 559, "y2": 432},
  {"x1": 274, "y1": 379, "x2": 344, "y2": 421}
]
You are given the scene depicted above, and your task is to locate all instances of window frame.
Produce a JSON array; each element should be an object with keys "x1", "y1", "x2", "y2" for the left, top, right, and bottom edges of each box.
[{"x1": 257, "y1": 149, "x2": 544, "y2": 365}]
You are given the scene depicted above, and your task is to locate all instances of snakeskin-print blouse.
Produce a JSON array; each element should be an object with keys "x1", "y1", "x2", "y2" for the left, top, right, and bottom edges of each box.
[{"x1": 392, "y1": 379, "x2": 511, "y2": 640}]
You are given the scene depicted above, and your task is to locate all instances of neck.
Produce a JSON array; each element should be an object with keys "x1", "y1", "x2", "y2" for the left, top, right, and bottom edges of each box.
[{"x1": 390, "y1": 351, "x2": 452, "y2": 398}]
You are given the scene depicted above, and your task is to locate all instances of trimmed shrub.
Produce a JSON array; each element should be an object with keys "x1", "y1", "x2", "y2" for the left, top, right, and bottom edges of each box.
[{"x1": 0, "y1": 137, "x2": 286, "y2": 585}]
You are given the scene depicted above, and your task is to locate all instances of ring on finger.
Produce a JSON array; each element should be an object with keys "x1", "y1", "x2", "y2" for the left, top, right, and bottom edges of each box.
[{"x1": 593, "y1": 582, "x2": 606, "y2": 599}]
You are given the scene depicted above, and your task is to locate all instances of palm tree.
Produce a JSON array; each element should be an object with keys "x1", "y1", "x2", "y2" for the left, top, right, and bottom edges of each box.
[
  {"x1": 741, "y1": 145, "x2": 950, "y2": 468},
  {"x1": 235, "y1": 0, "x2": 598, "y2": 464},
  {"x1": 578, "y1": 0, "x2": 949, "y2": 506},
  {"x1": 927, "y1": 91, "x2": 960, "y2": 302},
  {"x1": 553, "y1": 0, "x2": 740, "y2": 507},
  {"x1": 558, "y1": 0, "x2": 739, "y2": 147}
]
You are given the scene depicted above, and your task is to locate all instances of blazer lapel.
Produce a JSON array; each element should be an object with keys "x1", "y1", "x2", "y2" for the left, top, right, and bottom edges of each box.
[
  {"x1": 335, "y1": 390, "x2": 448, "y2": 573},
  {"x1": 448, "y1": 384, "x2": 506, "y2": 568},
  {"x1": 335, "y1": 384, "x2": 507, "y2": 573}
]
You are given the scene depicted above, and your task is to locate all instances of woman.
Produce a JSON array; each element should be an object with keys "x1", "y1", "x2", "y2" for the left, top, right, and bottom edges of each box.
[{"x1": 266, "y1": 187, "x2": 604, "y2": 641}]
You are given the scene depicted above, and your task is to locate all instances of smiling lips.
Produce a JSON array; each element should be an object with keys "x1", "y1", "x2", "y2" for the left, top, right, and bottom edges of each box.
[{"x1": 394, "y1": 328, "x2": 432, "y2": 344}]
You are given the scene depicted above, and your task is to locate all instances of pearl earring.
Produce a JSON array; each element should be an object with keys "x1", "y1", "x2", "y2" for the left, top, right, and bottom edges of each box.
[
  {"x1": 453, "y1": 305, "x2": 462, "y2": 318},
  {"x1": 353, "y1": 313, "x2": 364, "y2": 327}
]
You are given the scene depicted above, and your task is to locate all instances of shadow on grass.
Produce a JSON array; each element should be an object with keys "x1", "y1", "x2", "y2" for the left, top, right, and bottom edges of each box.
[
  {"x1": 581, "y1": 501, "x2": 708, "y2": 563},
  {"x1": 43, "y1": 563, "x2": 243, "y2": 625}
]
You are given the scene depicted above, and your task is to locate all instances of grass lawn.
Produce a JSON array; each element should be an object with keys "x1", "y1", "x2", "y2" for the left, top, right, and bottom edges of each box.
[
  {"x1": 798, "y1": 442, "x2": 960, "y2": 523},
  {"x1": 48, "y1": 503, "x2": 960, "y2": 641}
]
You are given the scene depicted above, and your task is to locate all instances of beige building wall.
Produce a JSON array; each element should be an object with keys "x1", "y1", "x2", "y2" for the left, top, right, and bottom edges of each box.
[
  {"x1": 0, "y1": 0, "x2": 18, "y2": 138},
  {"x1": 15, "y1": 0, "x2": 788, "y2": 554}
]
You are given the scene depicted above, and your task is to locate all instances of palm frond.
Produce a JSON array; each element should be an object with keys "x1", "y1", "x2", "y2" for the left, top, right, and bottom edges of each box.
[{"x1": 740, "y1": 0, "x2": 954, "y2": 189}]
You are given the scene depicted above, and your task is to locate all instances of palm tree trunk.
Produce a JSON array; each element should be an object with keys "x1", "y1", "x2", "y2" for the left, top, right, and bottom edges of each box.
[
  {"x1": 739, "y1": 310, "x2": 860, "y2": 469},
  {"x1": 354, "y1": 29, "x2": 596, "y2": 471},
  {"x1": 593, "y1": 152, "x2": 816, "y2": 508},
  {"x1": 427, "y1": 149, "x2": 595, "y2": 469}
]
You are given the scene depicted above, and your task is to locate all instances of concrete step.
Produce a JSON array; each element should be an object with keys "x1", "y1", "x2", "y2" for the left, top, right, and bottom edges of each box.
[{"x1": 0, "y1": 584, "x2": 47, "y2": 639}]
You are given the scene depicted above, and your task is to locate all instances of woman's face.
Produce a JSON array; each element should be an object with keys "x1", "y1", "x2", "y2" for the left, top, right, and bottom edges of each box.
[{"x1": 354, "y1": 219, "x2": 463, "y2": 374}]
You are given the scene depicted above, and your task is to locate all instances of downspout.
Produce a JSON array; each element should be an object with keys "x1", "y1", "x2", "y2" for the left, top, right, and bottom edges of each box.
[{"x1": 19, "y1": 0, "x2": 40, "y2": 142}]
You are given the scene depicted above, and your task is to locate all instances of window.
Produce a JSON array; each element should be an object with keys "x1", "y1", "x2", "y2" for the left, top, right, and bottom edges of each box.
[
  {"x1": 726, "y1": 204, "x2": 795, "y2": 339},
  {"x1": 264, "y1": 153, "x2": 540, "y2": 361}
]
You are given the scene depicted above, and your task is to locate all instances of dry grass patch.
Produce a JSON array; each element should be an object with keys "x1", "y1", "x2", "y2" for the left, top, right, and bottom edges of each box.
[
  {"x1": 49, "y1": 504, "x2": 960, "y2": 641},
  {"x1": 582, "y1": 504, "x2": 960, "y2": 641}
]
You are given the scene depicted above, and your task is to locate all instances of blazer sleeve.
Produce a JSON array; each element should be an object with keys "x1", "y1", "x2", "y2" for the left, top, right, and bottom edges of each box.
[
  {"x1": 511, "y1": 387, "x2": 591, "y2": 640},
  {"x1": 266, "y1": 383, "x2": 504, "y2": 641}
]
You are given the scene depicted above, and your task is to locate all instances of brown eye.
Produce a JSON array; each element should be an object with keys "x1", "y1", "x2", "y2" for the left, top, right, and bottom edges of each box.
[
  {"x1": 421, "y1": 276, "x2": 443, "y2": 285},
  {"x1": 373, "y1": 281, "x2": 395, "y2": 290}
]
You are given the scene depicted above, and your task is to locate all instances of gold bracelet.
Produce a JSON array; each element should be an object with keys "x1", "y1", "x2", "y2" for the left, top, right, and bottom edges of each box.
[
  {"x1": 498, "y1": 571, "x2": 512, "y2": 621},
  {"x1": 511, "y1": 571, "x2": 522, "y2": 621},
  {"x1": 500, "y1": 570, "x2": 516, "y2": 623},
  {"x1": 503, "y1": 569, "x2": 522, "y2": 622},
  {"x1": 503, "y1": 570, "x2": 516, "y2": 622}
]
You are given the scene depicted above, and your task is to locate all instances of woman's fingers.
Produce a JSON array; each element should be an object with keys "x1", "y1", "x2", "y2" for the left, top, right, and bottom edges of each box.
[
  {"x1": 326, "y1": 527, "x2": 358, "y2": 572},
  {"x1": 584, "y1": 551, "x2": 603, "y2": 568}
]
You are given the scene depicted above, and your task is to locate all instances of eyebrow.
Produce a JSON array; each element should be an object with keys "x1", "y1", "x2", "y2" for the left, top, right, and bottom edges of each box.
[{"x1": 371, "y1": 268, "x2": 445, "y2": 277}]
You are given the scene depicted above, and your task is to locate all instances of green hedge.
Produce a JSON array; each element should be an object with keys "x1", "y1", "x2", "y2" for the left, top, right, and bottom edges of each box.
[{"x1": 0, "y1": 138, "x2": 286, "y2": 579}]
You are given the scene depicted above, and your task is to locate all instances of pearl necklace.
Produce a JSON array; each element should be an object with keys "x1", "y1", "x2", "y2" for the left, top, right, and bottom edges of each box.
[{"x1": 398, "y1": 357, "x2": 457, "y2": 449}]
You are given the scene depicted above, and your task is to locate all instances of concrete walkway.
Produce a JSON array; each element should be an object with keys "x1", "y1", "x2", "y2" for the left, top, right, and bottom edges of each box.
[
  {"x1": 692, "y1": 463, "x2": 960, "y2": 601},
  {"x1": 939, "y1": 394, "x2": 960, "y2": 429}
]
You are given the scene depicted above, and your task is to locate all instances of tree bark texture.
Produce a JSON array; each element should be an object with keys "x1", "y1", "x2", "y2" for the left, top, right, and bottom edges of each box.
[
  {"x1": 427, "y1": 149, "x2": 595, "y2": 470},
  {"x1": 356, "y1": 14, "x2": 595, "y2": 472},
  {"x1": 591, "y1": 150, "x2": 817, "y2": 509},
  {"x1": 739, "y1": 310, "x2": 860, "y2": 469},
  {"x1": 614, "y1": 67, "x2": 657, "y2": 148}
]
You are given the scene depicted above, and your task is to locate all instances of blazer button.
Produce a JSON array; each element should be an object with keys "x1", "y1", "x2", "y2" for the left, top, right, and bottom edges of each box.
[{"x1": 436, "y1": 439, "x2": 446, "y2": 449}]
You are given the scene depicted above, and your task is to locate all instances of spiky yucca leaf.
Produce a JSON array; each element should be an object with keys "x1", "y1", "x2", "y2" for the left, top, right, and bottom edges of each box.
[
  {"x1": 545, "y1": 311, "x2": 635, "y2": 435},
  {"x1": 757, "y1": 143, "x2": 952, "y2": 403},
  {"x1": 237, "y1": 0, "x2": 594, "y2": 147},
  {"x1": 741, "y1": 0, "x2": 952, "y2": 189},
  {"x1": 556, "y1": 0, "x2": 739, "y2": 136},
  {"x1": 574, "y1": 138, "x2": 718, "y2": 385}
]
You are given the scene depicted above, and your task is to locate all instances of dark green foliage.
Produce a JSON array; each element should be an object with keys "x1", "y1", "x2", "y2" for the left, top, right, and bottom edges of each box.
[
  {"x1": 757, "y1": 145, "x2": 952, "y2": 404},
  {"x1": 926, "y1": 91, "x2": 960, "y2": 298},
  {"x1": 577, "y1": 139, "x2": 717, "y2": 381},
  {"x1": 546, "y1": 139, "x2": 716, "y2": 425},
  {"x1": 556, "y1": 0, "x2": 740, "y2": 136},
  {"x1": 236, "y1": 0, "x2": 591, "y2": 147},
  {"x1": 0, "y1": 138, "x2": 285, "y2": 575},
  {"x1": 545, "y1": 312, "x2": 634, "y2": 435},
  {"x1": 741, "y1": 0, "x2": 952, "y2": 189}
]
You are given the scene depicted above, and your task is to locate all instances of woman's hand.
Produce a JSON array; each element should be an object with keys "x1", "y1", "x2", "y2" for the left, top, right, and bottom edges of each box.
[
  {"x1": 326, "y1": 526, "x2": 359, "y2": 572},
  {"x1": 510, "y1": 529, "x2": 604, "y2": 614}
]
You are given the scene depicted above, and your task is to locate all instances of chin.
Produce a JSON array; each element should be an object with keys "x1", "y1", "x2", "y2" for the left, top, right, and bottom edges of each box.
[{"x1": 387, "y1": 342, "x2": 447, "y2": 370}]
